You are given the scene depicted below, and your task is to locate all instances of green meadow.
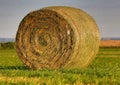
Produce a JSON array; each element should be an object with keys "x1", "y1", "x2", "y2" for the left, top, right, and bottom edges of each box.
[{"x1": 0, "y1": 45, "x2": 120, "y2": 85}]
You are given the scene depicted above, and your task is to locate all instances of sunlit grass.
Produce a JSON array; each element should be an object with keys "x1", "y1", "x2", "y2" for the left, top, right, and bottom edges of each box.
[{"x1": 0, "y1": 47, "x2": 120, "y2": 84}]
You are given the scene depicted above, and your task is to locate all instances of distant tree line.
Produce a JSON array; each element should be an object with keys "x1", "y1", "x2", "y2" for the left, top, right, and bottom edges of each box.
[{"x1": 0, "y1": 42, "x2": 15, "y2": 49}]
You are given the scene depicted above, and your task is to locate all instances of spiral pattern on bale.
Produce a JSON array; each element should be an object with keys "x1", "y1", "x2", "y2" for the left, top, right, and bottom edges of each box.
[{"x1": 16, "y1": 6, "x2": 100, "y2": 69}]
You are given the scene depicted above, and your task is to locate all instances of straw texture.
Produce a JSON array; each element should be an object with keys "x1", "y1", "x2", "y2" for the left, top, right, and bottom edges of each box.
[{"x1": 16, "y1": 6, "x2": 100, "y2": 69}]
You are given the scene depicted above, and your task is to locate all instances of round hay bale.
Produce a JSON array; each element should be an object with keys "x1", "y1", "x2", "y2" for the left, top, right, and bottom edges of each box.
[{"x1": 16, "y1": 6, "x2": 100, "y2": 69}]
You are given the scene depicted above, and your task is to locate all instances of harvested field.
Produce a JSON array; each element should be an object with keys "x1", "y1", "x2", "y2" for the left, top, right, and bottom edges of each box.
[{"x1": 100, "y1": 40, "x2": 120, "y2": 47}]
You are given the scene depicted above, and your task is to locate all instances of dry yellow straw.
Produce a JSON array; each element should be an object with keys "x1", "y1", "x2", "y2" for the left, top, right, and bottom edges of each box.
[{"x1": 16, "y1": 6, "x2": 100, "y2": 69}]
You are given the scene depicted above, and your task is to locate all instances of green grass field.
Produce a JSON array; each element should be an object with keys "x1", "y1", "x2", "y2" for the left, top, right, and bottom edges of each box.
[{"x1": 0, "y1": 47, "x2": 120, "y2": 85}]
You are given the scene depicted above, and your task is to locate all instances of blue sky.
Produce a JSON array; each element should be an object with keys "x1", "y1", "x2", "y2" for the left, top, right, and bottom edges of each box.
[{"x1": 0, "y1": 0, "x2": 120, "y2": 38}]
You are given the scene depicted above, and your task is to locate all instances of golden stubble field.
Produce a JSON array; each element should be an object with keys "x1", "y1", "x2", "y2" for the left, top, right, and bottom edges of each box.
[{"x1": 100, "y1": 40, "x2": 120, "y2": 47}]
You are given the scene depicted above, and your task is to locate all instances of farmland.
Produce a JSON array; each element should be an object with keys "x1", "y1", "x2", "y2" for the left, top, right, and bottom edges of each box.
[{"x1": 0, "y1": 46, "x2": 120, "y2": 84}]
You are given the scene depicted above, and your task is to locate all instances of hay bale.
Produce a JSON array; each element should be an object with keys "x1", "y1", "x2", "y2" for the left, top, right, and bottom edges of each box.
[{"x1": 16, "y1": 6, "x2": 100, "y2": 69}]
